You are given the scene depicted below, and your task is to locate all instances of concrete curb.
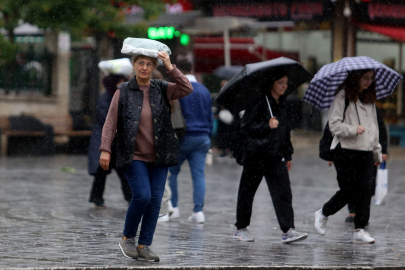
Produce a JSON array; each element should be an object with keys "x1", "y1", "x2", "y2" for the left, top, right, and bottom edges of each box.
[{"x1": 5, "y1": 266, "x2": 404, "y2": 270}]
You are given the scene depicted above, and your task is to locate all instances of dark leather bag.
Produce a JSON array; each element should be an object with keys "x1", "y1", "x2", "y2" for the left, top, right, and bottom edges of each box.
[{"x1": 319, "y1": 98, "x2": 349, "y2": 161}]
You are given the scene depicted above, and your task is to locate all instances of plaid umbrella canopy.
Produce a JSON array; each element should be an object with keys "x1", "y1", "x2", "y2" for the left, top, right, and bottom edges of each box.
[{"x1": 302, "y1": 56, "x2": 402, "y2": 110}]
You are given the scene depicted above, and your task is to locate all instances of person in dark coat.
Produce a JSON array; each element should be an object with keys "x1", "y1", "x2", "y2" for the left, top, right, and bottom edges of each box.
[
  {"x1": 233, "y1": 70, "x2": 308, "y2": 244},
  {"x1": 88, "y1": 74, "x2": 131, "y2": 208}
]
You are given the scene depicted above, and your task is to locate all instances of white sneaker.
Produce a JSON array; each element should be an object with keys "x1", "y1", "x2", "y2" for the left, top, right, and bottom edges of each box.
[
  {"x1": 281, "y1": 229, "x2": 308, "y2": 243},
  {"x1": 168, "y1": 200, "x2": 174, "y2": 216},
  {"x1": 353, "y1": 229, "x2": 375, "y2": 244},
  {"x1": 170, "y1": 207, "x2": 180, "y2": 219},
  {"x1": 188, "y1": 211, "x2": 205, "y2": 223},
  {"x1": 233, "y1": 228, "x2": 255, "y2": 242},
  {"x1": 157, "y1": 213, "x2": 170, "y2": 222},
  {"x1": 314, "y1": 209, "x2": 328, "y2": 236}
]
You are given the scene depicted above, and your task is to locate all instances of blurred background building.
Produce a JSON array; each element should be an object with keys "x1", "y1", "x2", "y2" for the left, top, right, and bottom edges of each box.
[{"x1": 1, "y1": 0, "x2": 405, "y2": 155}]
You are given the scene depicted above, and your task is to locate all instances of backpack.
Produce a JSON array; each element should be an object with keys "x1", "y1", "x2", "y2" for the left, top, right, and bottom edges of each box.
[{"x1": 319, "y1": 98, "x2": 349, "y2": 161}]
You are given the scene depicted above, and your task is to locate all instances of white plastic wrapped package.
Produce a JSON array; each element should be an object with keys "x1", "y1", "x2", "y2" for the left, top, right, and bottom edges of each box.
[
  {"x1": 98, "y1": 58, "x2": 133, "y2": 78},
  {"x1": 121, "y1": 38, "x2": 171, "y2": 58}
]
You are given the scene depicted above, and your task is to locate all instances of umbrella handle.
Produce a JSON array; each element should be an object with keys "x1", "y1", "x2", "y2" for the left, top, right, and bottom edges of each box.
[{"x1": 265, "y1": 96, "x2": 274, "y2": 118}]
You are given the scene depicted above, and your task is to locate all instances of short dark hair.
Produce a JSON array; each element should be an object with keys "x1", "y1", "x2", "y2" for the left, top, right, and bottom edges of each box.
[{"x1": 176, "y1": 59, "x2": 192, "y2": 74}]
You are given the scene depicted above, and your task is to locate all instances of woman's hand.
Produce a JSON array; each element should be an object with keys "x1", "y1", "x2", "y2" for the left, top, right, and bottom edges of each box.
[
  {"x1": 382, "y1": 154, "x2": 389, "y2": 162},
  {"x1": 327, "y1": 161, "x2": 333, "y2": 167},
  {"x1": 286, "y1": 161, "x2": 292, "y2": 171},
  {"x1": 269, "y1": 117, "x2": 279, "y2": 129},
  {"x1": 158, "y1": 52, "x2": 173, "y2": 71},
  {"x1": 374, "y1": 162, "x2": 381, "y2": 166},
  {"x1": 356, "y1": 125, "x2": 365, "y2": 134},
  {"x1": 100, "y1": 151, "x2": 111, "y2": 171}
]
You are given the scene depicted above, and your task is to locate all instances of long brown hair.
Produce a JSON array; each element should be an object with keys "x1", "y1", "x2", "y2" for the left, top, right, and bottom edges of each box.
[{"x1": 335, "y1": 69, "x2": 377, "y2": 104}]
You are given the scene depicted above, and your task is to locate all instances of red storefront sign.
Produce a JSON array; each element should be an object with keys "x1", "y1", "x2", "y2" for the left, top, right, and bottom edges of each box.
[
  {"x1": 213, "y1": 3, "x2": 289, "y2": 18},
  {"x1": 291, "y1": 2, "x2": 323, "y2": 20},
  {"x1": 126, "y1": 0, "x2": 193, "y2": 15},
  {"x1": 355, "y1": 2, "x2": 405, "y2": 25},
  {"x1": 368, "y1": 3, "x2": 405, "y2": 20},
  {"x1": 212, "y1": 1, "x2": 329, "y2": 21}
]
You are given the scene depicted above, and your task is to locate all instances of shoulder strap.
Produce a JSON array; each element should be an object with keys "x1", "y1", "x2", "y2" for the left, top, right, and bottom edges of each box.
[
  {"x1": 342, "y1": 98, "x2": 349, "y2": 122},
  {"x1": 151, "y1": 79, "x2": 171, "y2": 113}
]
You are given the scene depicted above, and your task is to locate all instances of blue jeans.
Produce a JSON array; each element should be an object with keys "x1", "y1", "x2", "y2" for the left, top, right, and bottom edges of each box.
[
  {"x1": 123, "y1": 161, "x2": 168, "y2": 245},
  {"x1": 169, "y1": 135, "x2": 211, "y2": 213}
]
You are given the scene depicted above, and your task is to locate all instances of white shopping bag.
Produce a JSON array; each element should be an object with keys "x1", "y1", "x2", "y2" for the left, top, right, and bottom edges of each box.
[{"x1": 374, "y1": 162, "x2": 388, "y2": 205}]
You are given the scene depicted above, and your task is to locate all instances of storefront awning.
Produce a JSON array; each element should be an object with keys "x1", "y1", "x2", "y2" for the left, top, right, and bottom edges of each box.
[
  {"x1": 354, "y1": 21, "x2": 405, "y2": 43},
  {"x1": 194, "y1": 37, "x2": 299, "y2": 73}
]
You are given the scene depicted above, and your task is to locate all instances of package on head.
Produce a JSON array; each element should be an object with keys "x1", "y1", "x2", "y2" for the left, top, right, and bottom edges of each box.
[
  {"x1": 98, "y1": 58, "x2": 133, "y2": 78},
  {"x1": 121, "y1": 38, "x2": 171, "y2": 58}
]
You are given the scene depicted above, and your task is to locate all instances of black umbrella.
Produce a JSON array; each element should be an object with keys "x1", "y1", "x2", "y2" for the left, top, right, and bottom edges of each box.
[
  {"x1": 214, "y1": 65, "x2": 244, "y2": 80},
  {"x1": 215, "y1": 57, "x2": 312, "y2": 115}
]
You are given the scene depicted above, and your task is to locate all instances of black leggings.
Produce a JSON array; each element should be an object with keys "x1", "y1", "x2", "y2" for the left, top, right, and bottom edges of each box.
[
  {"x1": 235, "y1": 158, "x2": 294, "y2": 233},
  {"x1": 89, "y1": 166, "x2": 132, "y2": 204},
  {"x1": 323, "y1": 148, "x2": 374, "y2": 229}
]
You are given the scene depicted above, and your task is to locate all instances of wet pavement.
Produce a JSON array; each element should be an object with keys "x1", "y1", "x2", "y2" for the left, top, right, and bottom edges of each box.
[{"x1": 0, "y1": 132, "x2": 405, "y2": 269}]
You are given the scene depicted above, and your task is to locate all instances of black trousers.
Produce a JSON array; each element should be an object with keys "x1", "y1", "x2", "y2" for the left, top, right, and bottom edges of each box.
[
  {"x1": 348, "y1": 166, "x2": 377, "y2": 214},
  {"x1": 89, "y1": 166, "x2": 132, "y2": 204},
  {"x1": 323, "y1": 148, "x2": 374, "y2": 229},
  {"x1": 235, "y1": 158, "x2": 294, "y2": 233}
]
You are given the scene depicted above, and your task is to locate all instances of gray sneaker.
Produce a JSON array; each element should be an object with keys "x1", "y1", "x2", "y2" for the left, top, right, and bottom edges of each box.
[
  {"x1": 137, "y1": 245, "x2": 160, "y2": 262},
  {"x1": 281, "y1": 229, "x2": 308, "y2": 243},
  {"x1": 233, "y1": 228, "x2": 255, "y2": 242},
  {"x1": 118, "y1": 238, "x2": 138, "y2": 259}
]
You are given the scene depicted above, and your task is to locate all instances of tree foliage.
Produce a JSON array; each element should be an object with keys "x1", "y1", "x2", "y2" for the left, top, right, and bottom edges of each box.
[{"x1": 0, "y1": 0, "x2": 167, "y2": 59}]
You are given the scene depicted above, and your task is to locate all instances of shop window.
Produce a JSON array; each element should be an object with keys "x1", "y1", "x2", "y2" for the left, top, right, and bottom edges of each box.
[{"x1": 0, "y1": 41, "x2": 52, "y2": 96}]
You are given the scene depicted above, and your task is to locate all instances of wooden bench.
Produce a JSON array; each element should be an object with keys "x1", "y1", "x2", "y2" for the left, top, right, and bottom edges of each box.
[
  {"x1": 36, "y1": 115, "x2": 92, "y2": 137},
  {"x1": 0, "y1": 116, "x2": 47, "y2": 155},
  {"x1": 0, "y1": 115, "x2": 92, "y2": 155},
  {"x1": 389, "y1": 125, "x2": 405, "y2": 147}
]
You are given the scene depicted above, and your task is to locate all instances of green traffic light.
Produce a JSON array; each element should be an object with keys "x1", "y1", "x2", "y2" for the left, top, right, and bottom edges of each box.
[{"x1": 180, "y1": 34, "x2": 190, "y2": 46}]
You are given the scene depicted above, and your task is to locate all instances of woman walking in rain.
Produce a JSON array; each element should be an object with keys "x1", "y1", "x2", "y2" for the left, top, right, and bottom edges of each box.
[
  {"x1": 233, "y1": 69, "x2": 308, "y2": 243},
  {"x1": 99, "y1": 41, "x2": 192, "y2": 261},
  {"x1": 88, "y1": 74, "x2": 131, "y2": 208},
  {"x1": 314, "y1": 69, "x2": 382, "y2": 243}
]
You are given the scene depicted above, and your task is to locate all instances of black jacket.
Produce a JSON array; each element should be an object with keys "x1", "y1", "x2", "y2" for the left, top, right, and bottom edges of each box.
[
  {"x1": 240, "y1": 94, "x2": 294, "y2": 162},
  {"x1": 88, "y1": 92, "x2": 114, "y2": 175},
  {"x1": 114, "y1": 76, "x2": 180, "y2": 169},
  {"x1": 376, "y1": 108, "x2": 388, "y2": 155}
]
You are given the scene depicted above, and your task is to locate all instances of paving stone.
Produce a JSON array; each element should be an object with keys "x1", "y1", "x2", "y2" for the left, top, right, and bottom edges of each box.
[{"x1": 0, "y1": 139, "x2": 404, "y2": 269}]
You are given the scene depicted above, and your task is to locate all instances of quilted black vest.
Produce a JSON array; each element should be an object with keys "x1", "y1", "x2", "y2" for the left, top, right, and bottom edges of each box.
[{"x1": 114, "y1": 76, "x2": 180, "y2": 169}]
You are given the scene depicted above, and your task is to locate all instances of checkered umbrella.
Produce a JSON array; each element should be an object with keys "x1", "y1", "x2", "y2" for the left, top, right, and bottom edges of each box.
[{"x1": 302, "y1": 56, "x2": 402, "y2": 110}]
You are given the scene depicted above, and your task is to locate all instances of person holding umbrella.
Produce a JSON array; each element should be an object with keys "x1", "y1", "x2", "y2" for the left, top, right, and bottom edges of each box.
[
  {"x1": 303, "y1": 57, "x2": 402, "y2": 244},
  {"x1": 215, "y1": 58, "x2": 312, "y2": 243},
  {"x1": 231, "y1": 69, "x2": 308, "y2": 243}
]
